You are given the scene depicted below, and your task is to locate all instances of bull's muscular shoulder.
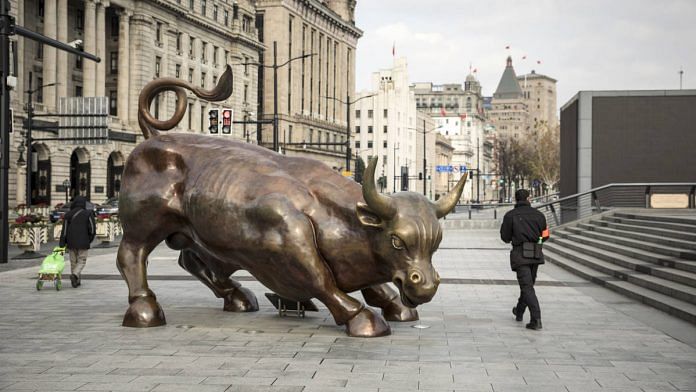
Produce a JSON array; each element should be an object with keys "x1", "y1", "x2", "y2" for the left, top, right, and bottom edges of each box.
[{"x1": 125, "y1": 135, "x2": 189, "y2": 176}]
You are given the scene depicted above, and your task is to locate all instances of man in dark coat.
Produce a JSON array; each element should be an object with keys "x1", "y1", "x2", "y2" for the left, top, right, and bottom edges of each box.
[
  {"x1": 500, "y1": 189, "x2": 549, "y2": 330},
  {"x1": 59, "y1": 196, "x2": 96, "y2": 288}
]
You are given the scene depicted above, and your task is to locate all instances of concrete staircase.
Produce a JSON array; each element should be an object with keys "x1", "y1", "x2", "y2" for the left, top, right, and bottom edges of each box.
[{"x1": 544, "y1": 210, "x2": 696, "y2": 324}]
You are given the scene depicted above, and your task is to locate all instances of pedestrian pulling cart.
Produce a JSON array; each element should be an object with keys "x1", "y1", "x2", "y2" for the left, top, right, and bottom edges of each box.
[{"x1": 36, "y1": 246, "x2": 66, "y2": 291}]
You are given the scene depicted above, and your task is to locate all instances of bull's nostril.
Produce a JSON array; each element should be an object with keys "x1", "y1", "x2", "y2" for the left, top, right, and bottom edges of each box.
[
  {"x1": 435, "y1": 272, "x2": 441, "y2": 284},
  {"x1": 410, "y1": 272, "x2": 421, "y2": 284}
]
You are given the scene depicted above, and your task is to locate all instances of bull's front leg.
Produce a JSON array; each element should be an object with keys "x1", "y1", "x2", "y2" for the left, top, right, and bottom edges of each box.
[
  {"x1": 362, "y1": 283, "x2": 419, "y2": 322},
  {"x1": 117, "y1": 235, "x2": 166, "y2": 327}
]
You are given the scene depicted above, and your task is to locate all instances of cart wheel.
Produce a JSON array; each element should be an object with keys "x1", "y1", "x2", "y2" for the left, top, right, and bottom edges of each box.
[
  {"x1": 55, "y1": 279, "x2": 62, "y2": 291},
  {"x1": 36, "y1": 280, "x2": 43, "y2": 291}
]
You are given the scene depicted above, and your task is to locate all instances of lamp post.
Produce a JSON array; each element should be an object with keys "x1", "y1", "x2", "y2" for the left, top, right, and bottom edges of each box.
[
  {"x1": 409, "y1": 122, "x2": 442, "y2": 197},
  {"x1": 323, "y1": 94, "x2": 375, "y2": 173},
  {"x1": 242, "y1": 43, "x2": 314, "y2": 152},
  {"x1": 24, "y1": 72, "x2": 57, "y2": 206},
  {"x1": 62, "y1": 179, "x2": 70, "y2": 203},
  {"x1": 393, "y1": 143, "x2": 399, "y2": 193}
]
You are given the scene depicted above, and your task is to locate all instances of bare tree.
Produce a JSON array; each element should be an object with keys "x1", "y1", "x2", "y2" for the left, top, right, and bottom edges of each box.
[
  {"x1": 496, "y1": 136, "x2": 533, "y2": 200},
  {"x1": 528, "y1": 122, "x2": 560, "y2": 192}
]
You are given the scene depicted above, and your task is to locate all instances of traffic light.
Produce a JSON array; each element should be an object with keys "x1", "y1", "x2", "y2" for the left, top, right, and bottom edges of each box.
[
  {"x1": 208, "y1": 109, "x2": 219, "y2": 134},
  {"x1": 221, "y1": 108, "x2": 233, "y2": 134}
]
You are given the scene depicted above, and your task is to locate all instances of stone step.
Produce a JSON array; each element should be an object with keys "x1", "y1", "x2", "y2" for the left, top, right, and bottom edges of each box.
[
  {"x1": 577, "y1": 222, "x2": 696, "y2": 251},
  {"x1": 564, "y1": 226, "x2": 696, "y2": 260},
  {"x1": 592, "y1": 219, "x2": 696, "y2": 242},
  {"x1": 551, "y1": 230, "x2": 696, "y2": 274},
  {"x1": 547, "y1": 238, "x2": 696, "y2": 287},
  {"x1": 545, "y1": 243, "x2": 696, "y2": 304},
  {"x1": 544, "y1": 250, "x2": 696, "y2": 324},
  {"x1": 604, "y1": 215, "x2": 696, "y2": 233},
  {"x1": 613, "y1": 212, "x2": 696, "y2": 227}
]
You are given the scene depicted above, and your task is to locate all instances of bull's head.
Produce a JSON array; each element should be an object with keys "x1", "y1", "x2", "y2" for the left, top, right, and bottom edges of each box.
[{"x1": 356, "y1": 157, "x2": 467, "y2": 308}]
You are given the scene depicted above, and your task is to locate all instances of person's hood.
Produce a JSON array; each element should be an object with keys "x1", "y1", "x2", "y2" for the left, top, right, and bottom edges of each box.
[{"x1": 72, "y1": 196, "x2": 87, "y2": 209}]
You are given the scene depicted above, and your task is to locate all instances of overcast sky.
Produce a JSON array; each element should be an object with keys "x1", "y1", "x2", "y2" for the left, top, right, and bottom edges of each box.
[{"x1": 354, "y1": 0, "x2": 695, "y2": 108}]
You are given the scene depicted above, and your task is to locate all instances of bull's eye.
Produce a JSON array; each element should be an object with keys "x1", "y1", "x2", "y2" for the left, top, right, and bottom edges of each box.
[{"x1": 391, "y1": 235, "x2": 406, "y2": 250}]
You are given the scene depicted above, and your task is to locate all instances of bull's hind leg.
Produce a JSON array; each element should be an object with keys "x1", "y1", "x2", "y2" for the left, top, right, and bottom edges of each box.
[
  {"x1": 117, "y1": 235, "x2": 165, "y2": 327},
  {"x1": 178, "y1": 249, "x2": 258, "y2": 312},
  {"x1": 362, "y1": 284, "x2": 419, "y2": 322}
]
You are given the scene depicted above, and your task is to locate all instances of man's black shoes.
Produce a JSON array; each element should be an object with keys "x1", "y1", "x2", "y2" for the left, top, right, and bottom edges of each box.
[
  {"x1": 70, "y1": 274, "x2": 81, "y2": 288},
  {"x1": 526, "y1": 319, "x2": 542, "y2": 330},
  {"x1": 512, "y1": 306, "x2": 523, "y2": 322}
]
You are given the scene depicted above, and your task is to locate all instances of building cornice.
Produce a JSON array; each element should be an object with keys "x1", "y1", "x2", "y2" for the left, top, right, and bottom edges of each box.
[{"x1": 257, "y1": 0, "x2": 363, "y2": 39}]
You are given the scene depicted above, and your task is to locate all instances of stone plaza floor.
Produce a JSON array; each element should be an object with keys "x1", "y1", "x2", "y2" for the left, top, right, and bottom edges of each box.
[{"x1": 1, "y1": 230, "x2": 695, "y2": 392}]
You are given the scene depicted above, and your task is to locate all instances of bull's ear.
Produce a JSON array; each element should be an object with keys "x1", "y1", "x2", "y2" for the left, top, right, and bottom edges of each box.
[{"x1": 356, "y1": 202, "x2": 385, "y2": 229}]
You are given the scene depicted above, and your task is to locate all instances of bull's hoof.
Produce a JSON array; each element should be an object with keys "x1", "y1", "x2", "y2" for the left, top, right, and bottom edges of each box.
[
  {"x1": 223, "y1": 287, "x2": 259, "y2": 312},
  {"x1": 382, "y1": 302, "x2": 419, "y2": 322},
  {"x1": 122, "y1": 296, "x2": 166, "y2": 328},
  {"x1": 345, "y1": 307, "x2": 391, "y2": 337}
]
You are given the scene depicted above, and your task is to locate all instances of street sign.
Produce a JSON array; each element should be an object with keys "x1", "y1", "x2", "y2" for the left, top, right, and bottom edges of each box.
[{"x1": 435, "y1": 165, "x2": 467, "y2": 173}]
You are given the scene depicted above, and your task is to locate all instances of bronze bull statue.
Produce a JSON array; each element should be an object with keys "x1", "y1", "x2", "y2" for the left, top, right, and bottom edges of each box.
[{"x1": 117, "y1": 66, "x2": 467, "y2": 337}]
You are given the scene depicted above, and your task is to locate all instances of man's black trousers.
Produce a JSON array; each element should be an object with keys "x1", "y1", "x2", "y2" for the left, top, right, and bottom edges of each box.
[{"x1": 515, "y1": 264, "x2": 541, "y2": 320}]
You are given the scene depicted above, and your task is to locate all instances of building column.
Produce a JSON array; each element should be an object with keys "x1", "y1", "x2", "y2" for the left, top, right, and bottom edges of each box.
[
  {"x1": 42, "y1": 0, "x2": 57, "y2": 109},
  {"x1": 128, "y1": 13, "x2": 154, "y2": 124},
  {"x1": 83, "y1": 0, "x2": 97, "y2": 97},
  {"x1": 95, "y1": 1, "x2": 108, "y2": 97},
  {"x1": 116, "y1": 9, "x2": 131, "y2": 123},
  {"x1": 56, "y1": 0, "x2": 68, "y2": 101}
]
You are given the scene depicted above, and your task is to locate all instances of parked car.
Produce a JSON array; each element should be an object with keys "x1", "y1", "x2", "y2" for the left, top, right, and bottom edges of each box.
[
  {"x1": 50, "y1": 200, "x2": 97, "y2": 223},
  {"x1": 96, "y1": 197, "x2": 119, "y2": 216}
]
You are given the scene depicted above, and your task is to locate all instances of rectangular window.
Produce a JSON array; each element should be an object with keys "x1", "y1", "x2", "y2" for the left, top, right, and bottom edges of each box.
[
  {"x1": 368, "y1": 110, "x2": 373, "y2": 118},
  {"x1": 367, "y1": 141, "x2": 373, "y2": 148},
  {"x1": 212, "y1": 46, "x2": 218, "y2": 65},
  {"x1": 201, "y1": 72, "x2": 206, "y2": 88},
  {"x1": 201, "y1": 0, "x2": 207, "y2": 16},
  {"x1": 111, "y1": 16, "x2": 118, "y2": 37},
  {"x1": 76, "y1": 9, "x2": 84, "y2": 30},
  {"x1": 36, "y1": 41, "x2": 43, "y2": 59},
  {"x1": 355, "y1": 109, "x2": 360, "y2": 118},
  {"x1": 212, "y1": 75, "x2": 217, "y2": 86},
  {"x1": 200, "y1": 104, "x2": 206, "y2": 132},
  {"x1": 38, "y1": 0, "x2": 44, "y2": 17},
  {"x1": 155, "y1": 56, "x2": 161, "y2": 77},
  {"x1": 75, "y1": 85, "x2": 83, "y2": 97},
  {"x1": 201, "y1": 42, "x2": 207, "y2": 62},
  {"x1": 189, "y1": 36, "x2": 195, "y2": 58},
  {"x1": 355, "y1": 141, "x2": 360, "y2": 149},
  {"x1": 175, "y1": 64, "x2": 181, "y2": 78},
  {"x1": 189, "y1": 0, "x2": 194, "y2": 10},
  {"x1": 110, "y1": 51, "x2": 118, "y2": 73},
  {"x1": 288, "y1": 125, "x2": 293, "y2": 143},
  {"x1": 368, "y1": 126, "x2": 373, "y2": 133},
  {"x1": 176, "y1": 32, "x2": 182, "y2": 52},
  {"x1": 243, "y1": 84, "x2": 248, "y2": 103},
  {"x1": 75, "y1": 43, "x2": 83, "y2": 69},
  {"x1": 156, "y1": 22, "x2": 162, "y2": 43},
  {"x1": 213, "y1": 5, "x2": 218, "y2": 21},
  {"x1": 188, "y1": 103, "x2": 194, "y2": 129},
  {"x1": 383, "y1": 109, "x2": 388, "y2": 118},
  {"x1": 309, "y1": 128, "x2": 313, "y2": 143},
  {"x1": 383, "y1": 125, "x2": 388, "y2": 133},
  {"x1": 36, "y1": 77, "x2": 43, "y2": 102},
  {"x1": 109, "y1": 90, "x2": 117, "y2": 115},
  {"x1": 188, "y1": 68, "x2": 194, "y2": 83},
  {"x1": 224, "y1": 10, "x2": 229, "y2": 25},
  {"x1": 288, "y1": 16, "x2": 293, "y2": 114},
  {"x1": 355, "y1": 126, "x2": 360, "y2": 134},
  {"x1": 383, "y1": 141, "x2": 387, "y2": 148}
]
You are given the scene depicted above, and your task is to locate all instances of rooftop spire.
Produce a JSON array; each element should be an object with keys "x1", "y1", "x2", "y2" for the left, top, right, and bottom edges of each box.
[{"x1": 494, "y1": 56, "x2": 523, "y2": 100}]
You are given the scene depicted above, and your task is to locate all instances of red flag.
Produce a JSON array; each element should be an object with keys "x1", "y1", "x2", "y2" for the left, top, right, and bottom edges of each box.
[
  {"x1": 505, "y1": 45, "x2": 510, "y2": 49},
  {"x1": 440, "y1": 105, "x2": 446, "y2": 116},
  {"x1": 460, "y1": 113, "x2": 467, "y2": 121},
  {"x1": 522, "y1": 55, "x2": 527, "y2": 60},
  {"x1": 473, "y1": 68, "x2": 477, "y2": 73},
  {"x1": 537, "y1": 60, "x2": 542, "y2": 64}
]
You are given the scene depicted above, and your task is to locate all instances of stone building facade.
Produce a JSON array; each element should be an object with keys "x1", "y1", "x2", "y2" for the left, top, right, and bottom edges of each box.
[
  {"x1": 488, "y1": 56, "x2": 528, "y2": 140},
  {"x1": 352, "y1": 58, "x2": 418, "y2": 195},
  {"x1": 517, "y1": 70, "x2": 558, "y2": 129},
  {"x1": 7, "y1": 0, "x2": 262, "y2": 208},
  {"x1": 433, "y1": 133, "x2": 453, "y2": 200},
  {"x1": 255, "y1": 0, "x2": 362, "y2": 170},
  {"x1": 414, "y1": 110, "x2": 437, "y2": 198}
]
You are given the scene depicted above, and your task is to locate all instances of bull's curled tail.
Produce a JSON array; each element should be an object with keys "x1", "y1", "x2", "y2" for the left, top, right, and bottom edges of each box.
[{"x1": 138, "y1": 65, "x2": 234, "y2": 139}]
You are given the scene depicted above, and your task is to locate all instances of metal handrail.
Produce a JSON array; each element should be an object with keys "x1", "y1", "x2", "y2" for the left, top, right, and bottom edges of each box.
[
  {"x1": 534, "y1": 182, "x2": 696, "y2": 228},
  {"x1": 534, "y1": 183, "x2": 696, "y2": 211}
]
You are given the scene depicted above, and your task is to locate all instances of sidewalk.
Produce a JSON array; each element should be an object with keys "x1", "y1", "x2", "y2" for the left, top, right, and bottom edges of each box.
[{"x1": 0, "y1": 229, "x2": 695, "y2": 391}]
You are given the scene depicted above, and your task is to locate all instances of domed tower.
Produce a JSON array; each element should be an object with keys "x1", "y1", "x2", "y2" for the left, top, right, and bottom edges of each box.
[
  {"x1": 324, "y1": 0, "x2": 356, "y2": 23},
  {"x1": 464, "y1": 73, "x2": 481, "y2": 95}
]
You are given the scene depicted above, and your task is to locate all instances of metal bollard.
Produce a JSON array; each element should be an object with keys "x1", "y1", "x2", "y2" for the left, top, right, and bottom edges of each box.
[
  {"x1": 468, "y1": 206, "x2": 472, "y2": 220},
  {"x1": 494, "y1": 208, "x2": 497, "y2": 220}
]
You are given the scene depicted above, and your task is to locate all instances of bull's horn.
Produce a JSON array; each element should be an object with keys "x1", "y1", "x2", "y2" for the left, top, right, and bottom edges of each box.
[
  {"x1": 434, "y1": 172, "x2": 468, "y2": 218},
  {"x1": 362, "y1": 157, "x2": 396, "y2": 219}
]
